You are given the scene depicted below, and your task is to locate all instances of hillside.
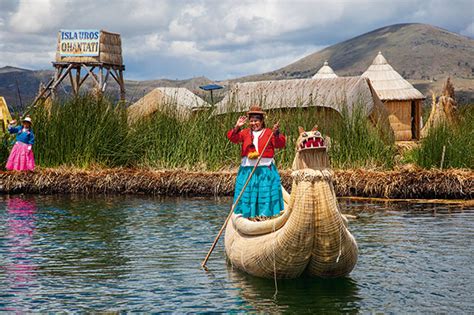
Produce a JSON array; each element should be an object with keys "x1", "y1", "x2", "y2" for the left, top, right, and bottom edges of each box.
[
  {"x1": 0, "y1": 66, "x2": 213, "y2": 110},
  {"x1": 0, "y1": 67, "x2": 53, "y2": 111},
  {"x1": 238, "y1": 23, "x2": 473, "y2": 81}
]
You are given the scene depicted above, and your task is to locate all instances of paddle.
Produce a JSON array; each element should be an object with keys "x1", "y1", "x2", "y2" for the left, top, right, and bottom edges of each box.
[{"x1": 201, "y1": 124, "x2": 279, "y2": 270}]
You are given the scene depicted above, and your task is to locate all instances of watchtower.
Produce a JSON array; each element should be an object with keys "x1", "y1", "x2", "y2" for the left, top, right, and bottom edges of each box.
[{"x1": 33, "y1": 29, "x2": 125, "y2": 105}]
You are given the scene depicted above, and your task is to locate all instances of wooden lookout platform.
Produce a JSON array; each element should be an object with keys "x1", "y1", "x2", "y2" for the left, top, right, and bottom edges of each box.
[{"x1": 33, "y1": 30, "x2": 125, "y2": 106}]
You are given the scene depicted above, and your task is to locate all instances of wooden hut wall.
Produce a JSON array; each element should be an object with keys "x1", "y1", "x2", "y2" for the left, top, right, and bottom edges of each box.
[
  {"x1": 384, "y1": 99, "x2": 423, "y2": 141},
  {"x1": 55, "y1": 31, "x2": 122, "y2": 65}
]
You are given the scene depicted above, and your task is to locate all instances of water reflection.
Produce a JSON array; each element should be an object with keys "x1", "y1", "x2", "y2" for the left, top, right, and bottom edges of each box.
[
  {"x1": 227, "y1": 266, "x2": 361, "y2": 313},
  {"x1": 36, "y1": 195, "x2": 131, "y2": 280},
  {"x1": 5, "y1": 197, "x2": 37, "y2": 285},
  {"x1": 2, "y1": 196, "x2": 38, "y2": 311}
]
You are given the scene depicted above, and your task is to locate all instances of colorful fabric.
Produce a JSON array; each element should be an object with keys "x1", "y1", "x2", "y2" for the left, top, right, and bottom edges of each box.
[
  {"x1": 6, "y1": 142, "x2": 35, "y2": 171},
  {"x1": 233, "y1": 164, "x2": 284, "y2": 218},
  {"x1": 8, "y1": 125, "x2": 35, "y2": 145},
  {"x1": 227, "y1": 127, "x2": 286, "y2": 158}
]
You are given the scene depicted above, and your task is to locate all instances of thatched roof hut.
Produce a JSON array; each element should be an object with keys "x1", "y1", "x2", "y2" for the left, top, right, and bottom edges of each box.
[
  {"x1": 128, "y1": 87, "x2": 210, "y2": 123},
  {"x1": 312, "y1": 61, "x2": 338, "y2": 79},
  {"x1": 362, "y1": 52, "x2": 425, "y2": 141},
  {"x1": 214, "y1": 77, "x2": 387, "y2": 122}
]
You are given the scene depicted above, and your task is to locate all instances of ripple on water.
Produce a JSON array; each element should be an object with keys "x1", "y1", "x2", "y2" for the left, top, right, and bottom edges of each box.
[{"x1": 0, "y1": 195, "x2": 472, "y2": 312}]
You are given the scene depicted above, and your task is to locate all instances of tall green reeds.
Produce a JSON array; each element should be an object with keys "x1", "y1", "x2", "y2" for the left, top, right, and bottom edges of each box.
[
  {"x1": 26, "y1": 95, "x2": 397, "y2": 170},
  {"x1": 132, "y1": 101, "x2": 242, "y2": 170},
  {"x1": 408, "y1": 106, "x2": 473, "y2": 169},
  {"x1": 32, "y1": 95, "x2": 144, "y2": 168},
  {"x1": 324, "y1": 103, "x2": 396, "y2": 169},
  {"x1": 134, "y1": 99, "x2": 395, "y2": 170}
]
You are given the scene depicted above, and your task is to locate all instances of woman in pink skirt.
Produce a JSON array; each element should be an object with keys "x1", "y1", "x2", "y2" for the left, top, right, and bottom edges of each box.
[{"x1": 6, "y1": 116, "x2": 35, "y2": 171}]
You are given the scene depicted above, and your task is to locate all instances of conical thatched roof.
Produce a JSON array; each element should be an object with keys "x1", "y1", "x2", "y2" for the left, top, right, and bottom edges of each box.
[
  {"x1": 312, "y1": 61, "x2": 338, "y2": 79},
  {"x1": 362, "y1": 52, "x2": 425, "y2": 101},
  {"x1": 128, "y1": 87, "x2": 210, "y2": 123},
  {"x1": 215, "y1": 77, "x2": 385, "y2": 118}
]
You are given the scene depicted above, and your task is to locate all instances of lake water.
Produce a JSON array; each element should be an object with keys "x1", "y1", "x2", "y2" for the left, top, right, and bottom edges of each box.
[{"x1": 0, "y1": 194, "x2": 473, "y2": 313}]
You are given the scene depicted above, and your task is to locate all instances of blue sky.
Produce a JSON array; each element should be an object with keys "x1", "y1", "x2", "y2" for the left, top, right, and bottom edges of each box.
[{"x1": 0, "y1": 0, "x2": 473, "y2": 80}]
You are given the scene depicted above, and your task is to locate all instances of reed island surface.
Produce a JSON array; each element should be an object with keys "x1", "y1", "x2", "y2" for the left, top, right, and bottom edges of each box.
[{"x1": 0, "y1": 167, "x2": 472, "y2": 201}]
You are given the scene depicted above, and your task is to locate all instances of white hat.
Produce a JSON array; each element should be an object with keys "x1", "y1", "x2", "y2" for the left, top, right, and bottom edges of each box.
[{"x1": 22, "y1": 116, "x2": 32, "y2": 124}]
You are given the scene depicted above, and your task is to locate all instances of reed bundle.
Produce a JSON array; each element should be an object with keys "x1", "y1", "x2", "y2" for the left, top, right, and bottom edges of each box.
[{"x1": 0, "y1": 168, "x2": 471, "y2": 199}]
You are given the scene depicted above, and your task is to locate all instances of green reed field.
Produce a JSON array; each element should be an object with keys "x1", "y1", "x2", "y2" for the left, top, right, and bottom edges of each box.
[
  {"x1": 405, "y1": 105, "x2": 473, "y2": 169},
  {"x1": 9, "y1": 94, "x2": 469, "y2": 171}
]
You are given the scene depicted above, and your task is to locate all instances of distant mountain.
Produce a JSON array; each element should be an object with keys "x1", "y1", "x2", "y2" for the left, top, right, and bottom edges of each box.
[
  {"x1": 0, "y1": 66, "x2": 213, "y2": 111},
  {"x1": 1, "y1": 23, "x2": 473, "y2": 111},
  {"x1": 0, "y1": 67, "x2": 53, "y2": 111},
  {"x1": 238, "y1": 23, "x2": 473, "y2": 81}
]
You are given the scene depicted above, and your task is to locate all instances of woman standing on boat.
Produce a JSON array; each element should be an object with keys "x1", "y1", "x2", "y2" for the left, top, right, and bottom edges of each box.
[
  {"x1": 227, "y1": 106, "x2": 286, "y2": 219},
  {"x1": 6, "y1": 116, "x2": 35, "y2": 171}
]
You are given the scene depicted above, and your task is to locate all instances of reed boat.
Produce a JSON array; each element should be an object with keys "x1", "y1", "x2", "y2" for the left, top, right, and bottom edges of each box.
[{"x1": 225, "y1": 126, "x2": 358, "y2": 279}]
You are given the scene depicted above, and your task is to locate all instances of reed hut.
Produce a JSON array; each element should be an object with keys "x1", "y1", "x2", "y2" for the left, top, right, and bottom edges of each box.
[
  {"x1": 127, "y1": 87, "x2": 210, "y2": 123},
  {"x1": 362, "y1": 52, "x2": 425, "y2": 141},
  {"x1": 214, "y1": 77, "x2": 389, "y2": 127},
  {"x1": 312, "y1": 61, "x2": 338, "y2": 79},
  {"x1": 0, "y1": 96, "x2": 12, "y2": 129}
]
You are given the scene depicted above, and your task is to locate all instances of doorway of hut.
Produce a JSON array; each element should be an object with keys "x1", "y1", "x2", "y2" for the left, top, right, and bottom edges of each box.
[{"x1": 411, "y1": 101, "x2": 416, "y2": 140}]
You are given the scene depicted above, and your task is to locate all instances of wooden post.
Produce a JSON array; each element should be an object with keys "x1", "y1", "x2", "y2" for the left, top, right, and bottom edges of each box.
[
  {"x1": 440, "y1": 145, "x2": 446, "y2": 170},
  {"x1": 68, "y1": 69, "x2": 76, "y2": 95},
  {"x1": 51, "y1": 65, "x2": 61, "y2": 100},
  {"x1": 118, "y1": 69, "x2": 125, "y2": 101},
  {"x1": 102, "y1": 68, "x2": 110, "y2": 92},
  {"x1": 76, "y1": 66, "x2": 81, "y2": 95}
]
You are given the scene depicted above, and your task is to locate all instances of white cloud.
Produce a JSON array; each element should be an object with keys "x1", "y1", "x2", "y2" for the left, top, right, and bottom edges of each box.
[
  {"x1": 9, "y1": 0, "x2": 65, "y2": 33},
  {"x1": 0, "y1": 0, "x2": 472, "y2": 79}
]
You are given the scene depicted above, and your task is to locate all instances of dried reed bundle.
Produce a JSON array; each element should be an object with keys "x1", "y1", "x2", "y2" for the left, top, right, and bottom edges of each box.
[
  {"x1": 333, "y1": 168, "x2": 473, "y2": 199},
  {"x1": 0, "y1": 168, "x2": 470, "y2": 199}
]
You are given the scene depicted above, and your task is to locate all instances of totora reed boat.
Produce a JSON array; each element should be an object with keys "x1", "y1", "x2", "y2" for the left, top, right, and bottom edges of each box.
[{"x1": 225, "y1": 126, "x2": 358, "y2": 279}]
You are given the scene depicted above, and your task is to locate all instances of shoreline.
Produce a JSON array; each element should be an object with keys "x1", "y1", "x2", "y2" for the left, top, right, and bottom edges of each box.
[{"x1": 0, "y1": 168, "x2": 472, "y2": 200}]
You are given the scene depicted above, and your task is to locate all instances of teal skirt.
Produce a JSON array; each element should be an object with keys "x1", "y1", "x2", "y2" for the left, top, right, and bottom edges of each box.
[{"x1": 233, "y1": 164, "x2": 284, "y2": 218}]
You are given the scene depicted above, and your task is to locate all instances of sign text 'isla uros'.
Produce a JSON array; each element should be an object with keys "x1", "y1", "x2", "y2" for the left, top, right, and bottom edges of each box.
[{"x1": 59, "y1": 30, "x2": 100, "y2": 57}]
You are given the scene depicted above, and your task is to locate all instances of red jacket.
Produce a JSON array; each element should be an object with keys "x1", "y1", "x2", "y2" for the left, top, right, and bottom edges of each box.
[{"x1": 227, "y1": 127, "x2": 286, "y2": 158}]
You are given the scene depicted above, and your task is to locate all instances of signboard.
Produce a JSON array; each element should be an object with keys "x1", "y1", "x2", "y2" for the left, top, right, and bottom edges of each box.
[{"x1": 59, "y1": 29, "x2": 100, "y2": 57}]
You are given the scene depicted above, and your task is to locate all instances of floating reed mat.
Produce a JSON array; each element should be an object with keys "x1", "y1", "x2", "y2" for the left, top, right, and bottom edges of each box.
[{"x1": 0, "y1": 168, "x2": 472, "y2": 199}]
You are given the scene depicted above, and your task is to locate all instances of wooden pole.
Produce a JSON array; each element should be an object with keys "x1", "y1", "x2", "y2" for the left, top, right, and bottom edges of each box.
[
  {"x1": 76, "y1": 66, "x2": 81, "y2": 95},
  {"x1": 440, "y1": 145, "x2": 446, "y2": 170},
  {"x1": 201, "y1": 127, "x2": 277, "y2": 270},
  {"x1": 68, "y1": 70, "x2": 76, "y2": 95},
  {"x1": 118, "y1": 69, "x2": 125, "y2": 101}
]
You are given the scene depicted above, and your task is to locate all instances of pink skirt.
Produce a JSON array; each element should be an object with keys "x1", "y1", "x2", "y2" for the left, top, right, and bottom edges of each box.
[{"x1": 6, "y1": 142, "x2": 35, "y2": 171}]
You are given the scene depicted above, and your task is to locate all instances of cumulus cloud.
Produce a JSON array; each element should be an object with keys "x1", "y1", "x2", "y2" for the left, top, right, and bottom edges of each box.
[{"x1": 0, "y1": 0, "x2": 472, "y2": 80}]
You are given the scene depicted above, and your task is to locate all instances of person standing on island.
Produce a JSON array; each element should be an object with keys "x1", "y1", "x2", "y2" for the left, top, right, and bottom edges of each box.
[
  {"x1": 227, "y1": 106, "x2": 286, "y2": 219},
  {"x1": 6, "y1": 116, "x2": 35, "y2": 171}
]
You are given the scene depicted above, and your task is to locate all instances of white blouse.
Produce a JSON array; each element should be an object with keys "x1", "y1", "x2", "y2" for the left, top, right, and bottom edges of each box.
[{"x1": 241, "y1": 129, "x2": 273, "y2": 167}]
